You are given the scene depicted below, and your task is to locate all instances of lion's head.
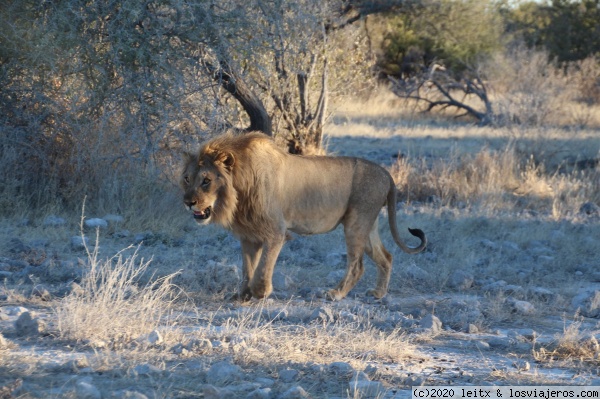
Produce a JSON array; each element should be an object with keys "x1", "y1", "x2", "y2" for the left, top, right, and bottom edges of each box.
[{"x1": 181, "y1": 143, "x2": 238, "y2": 227}]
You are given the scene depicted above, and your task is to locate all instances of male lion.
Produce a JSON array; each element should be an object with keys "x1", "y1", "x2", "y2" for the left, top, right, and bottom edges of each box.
[{"x1": 181, "y1": 132, "x2": 426, "y2": 301}]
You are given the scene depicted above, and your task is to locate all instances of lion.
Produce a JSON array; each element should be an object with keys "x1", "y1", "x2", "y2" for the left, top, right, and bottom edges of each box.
[{"x1": 181, "y1": 131, "x2": 426, "y2": 301}]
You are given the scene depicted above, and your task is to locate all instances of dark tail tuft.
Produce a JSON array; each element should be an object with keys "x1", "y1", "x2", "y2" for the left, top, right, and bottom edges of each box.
[{"x1": 407, "y1": 228, "x2": 427, "y2": 252}]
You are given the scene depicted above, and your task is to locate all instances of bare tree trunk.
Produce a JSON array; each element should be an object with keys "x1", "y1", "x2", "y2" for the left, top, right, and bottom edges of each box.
[
  {"x1": 201, "y1": 1, "x2": 423, "y2": 141},
  {"x1": 310, "y1": 59, "x2": 328, "y2": 148},
  {"x1": 204, "y1": 59, "x2": 273, "y2": 136}
]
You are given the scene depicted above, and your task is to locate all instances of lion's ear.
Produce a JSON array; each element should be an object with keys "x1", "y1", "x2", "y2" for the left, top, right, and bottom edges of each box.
[{"x1": 214, "y1": 151, "x2": 235, "y2": 171}]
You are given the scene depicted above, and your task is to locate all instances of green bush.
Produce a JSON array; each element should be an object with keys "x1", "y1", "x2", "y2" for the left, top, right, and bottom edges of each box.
[
  {"x1": 505, "y1": 0, "x2": 600, "y2": 63},
  {"x1": 379, "y1": 0, "x2": 504, "y2": 77}
]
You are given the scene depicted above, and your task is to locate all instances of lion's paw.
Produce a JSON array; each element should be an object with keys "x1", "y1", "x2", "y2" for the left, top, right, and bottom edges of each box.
[
  {"x1": 365, "y1": 288, "x2": 387, "y2": 299},
  {"x1": 325, "y1": 289, "x2": 345, "y2": 301},
  {"x1": 229, "y1": 290, "x2": 252, "y2": 302},
  {"x1": 250, "y1": 284, "x2": 272, "y2": 300}
]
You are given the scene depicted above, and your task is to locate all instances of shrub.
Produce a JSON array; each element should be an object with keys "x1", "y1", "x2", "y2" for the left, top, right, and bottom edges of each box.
[{"x1": 55, "y1": 231, "x2": 181, "y2": 346}]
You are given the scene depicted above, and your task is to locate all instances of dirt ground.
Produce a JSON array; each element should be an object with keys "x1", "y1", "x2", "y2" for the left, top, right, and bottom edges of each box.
[{"x1": 1, "y1": 104, "x2": 600, "y2": 398}]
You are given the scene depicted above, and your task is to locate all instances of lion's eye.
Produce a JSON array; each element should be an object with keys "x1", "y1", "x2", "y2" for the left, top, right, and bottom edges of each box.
[
  {"x1": 202, "y1": 177, "x2": 211, "y2": 186},
  {"x1": 183, "y1": 175, "x2": 190, "y2": 184}
]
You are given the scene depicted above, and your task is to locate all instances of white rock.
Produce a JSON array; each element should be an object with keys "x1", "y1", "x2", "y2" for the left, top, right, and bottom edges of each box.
[
  {"x1": 206, "y1": 361, "x2": 242, "y2": 386},
  {"x1": 279, "y1": 368, "x2": 299, "y2": 383},
  {"x1": 420, "y1": 314, "x2": 442, "y2": 334},
  {"x1": 76, "y1": 381, "x2": 101, "y2": 399},
  {"x1": 4, "y1": 306, "x2": 29, "y2": 316},
  {"x1": 147, "y1": 330, "x2": 163, "y2": 345},
  {"x1": 85, "y1": 218, "x2": 108, "y2": 229},
  {"x1": 448, "y1": 270, "x2": 474, "y2": 290},
  {"x1": 103, "y1": 214, "x2": 125, "y2": 224},
  {"x1": 71, "y1": 236, "x2": 90, "y2": 250},
  {"x1": 15, "y1": 311, "x2": 45, "y2": 336},
  {"x1": 279, "y1": 386, "x2": 310, "y2": 399},
  {"x1": 571, "y1": 290, "x2": 600, "y2": 318},
  {"x1": 133, "y1": 363, "x2": 163, "y2": 376},
  {"x1": 516, "y1": 328, "x2": 538, "y2": 340},
  {"x1": 247, "y1": 388, "x2": 271, "y2": 399},
  {"x1": 475, "y1": 341, "x2": 491, "y2": 350},
  {"x1": 511, "y1": 300, "x2": 535, "y2": 315},
  {"x1": 203, "y1": 384, "x2": 236, "y2": 399},
  {"x1": 488, "y1": 337, "x2": 511, "y2": 349},
  {"x1": 188, "y1": 338, "x2": 213, "y2": 353},
  {"x1": 467, "y1": 324, "x2": 479, "y2": 334},
  {"x1": 403, "y1": 264, "x2": 430, "y2": 281},
  {"x1": 329, "y1": 361, "x2": 354, "y2": 374}
]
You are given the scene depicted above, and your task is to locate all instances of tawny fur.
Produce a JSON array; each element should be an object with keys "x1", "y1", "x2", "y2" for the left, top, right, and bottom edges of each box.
[{"x1": 181, "y1": 131, "x2": 426, "y2": 301}]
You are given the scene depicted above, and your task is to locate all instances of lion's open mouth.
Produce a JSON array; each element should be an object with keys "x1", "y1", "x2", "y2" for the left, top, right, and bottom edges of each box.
[{"x1": 193, "y1": 207, "x2": 212, "y2": 220}]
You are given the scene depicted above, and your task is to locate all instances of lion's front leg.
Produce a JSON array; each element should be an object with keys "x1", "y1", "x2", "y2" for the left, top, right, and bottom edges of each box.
[
  {"x1": 249, "y1": 234, "x2": 286, "y2": 299},
  {"x1": 231, "y1": 239, "x2": 263, "y2": 301}
]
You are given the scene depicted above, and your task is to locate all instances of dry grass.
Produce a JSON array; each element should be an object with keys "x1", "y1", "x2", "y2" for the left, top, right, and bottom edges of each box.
[
  {"x1": 392, "y1": 146, "x2": 519, "y2": 206},
  {"x1": 191, "y1": 303, "x2": 416, "y2": 369},
  {"x1": 533, "y1": 316, "x2": 600, "y2": 366},
  {"x1": 390, "y1": 144, "x2": 599, "y2": 219},
  {"x1": 54, "y1": 228, "x2": 182, "y2": 347}
]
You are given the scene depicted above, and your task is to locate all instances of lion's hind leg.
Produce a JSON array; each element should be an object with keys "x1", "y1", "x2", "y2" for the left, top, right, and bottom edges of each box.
[
  {"x1": 365, "y1": 219, "x2": 393, "y2": 299},
  {"x1": 326, "y1": 216, "x2": 370, "y2": 301},
  {"x1": 326, "y1": 250, "x2": 365, "y2": 301}
]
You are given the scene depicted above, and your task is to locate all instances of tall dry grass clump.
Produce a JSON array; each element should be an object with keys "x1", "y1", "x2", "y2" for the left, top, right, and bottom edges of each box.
[
  {"x1": 534, "y1": 317, "x2": 600, "y2": 365},
  {"x1": 393, "y1": 146, "x2": 520, "y2": 206},
  {"x1": 212, "y1": 305, "x2": 415, "y2": 369},
  {"x1": 392, "y1": 145, "x2": 599, "y2": 218},
  {"x1": 484, "y1": 46, "x2": 572, "y2": 127},
  {"x1": 55, "y1": 232, "x2": 181, "y2": 347}
]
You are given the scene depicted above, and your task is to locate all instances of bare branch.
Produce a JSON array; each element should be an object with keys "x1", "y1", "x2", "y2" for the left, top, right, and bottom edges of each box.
[
  {"x1": 202, "y1": 58, "x2": 272, "y2": 135},
  {"x1": 389, "y1": 64, "x2": 494, "y2": 125},
  {"x1": 325, "y1": 0, "x2": 425, "y2": 33},
  {"x1": 311, "y1": 58, "x2": 328, "y2": 146}
]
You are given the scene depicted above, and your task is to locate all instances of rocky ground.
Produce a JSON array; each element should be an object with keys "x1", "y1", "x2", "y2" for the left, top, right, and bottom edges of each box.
[{"x1": 1, "y1": 119, "x2": 600, "y2": 398}]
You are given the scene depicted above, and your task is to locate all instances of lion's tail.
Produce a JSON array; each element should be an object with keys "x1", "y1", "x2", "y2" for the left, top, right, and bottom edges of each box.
[{"x1": 386, "y1": 178, "x2": 427, "y2": 254}]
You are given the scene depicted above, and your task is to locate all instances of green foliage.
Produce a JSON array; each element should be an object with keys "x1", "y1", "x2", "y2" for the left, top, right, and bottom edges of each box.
[
  {"x1": 505, "y1": 0, "x2": 600, "y2": 62},
  {"x1": 379, "y1": 0, "x2": 505, "y2": 76}
]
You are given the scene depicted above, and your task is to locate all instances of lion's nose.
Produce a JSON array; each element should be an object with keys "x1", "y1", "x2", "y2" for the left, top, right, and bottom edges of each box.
[{"x1": 184, "y1": 199, "x2": 197, "y2": 208}]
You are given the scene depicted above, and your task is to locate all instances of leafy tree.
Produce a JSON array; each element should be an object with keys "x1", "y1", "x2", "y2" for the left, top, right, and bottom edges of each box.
[
  {"x1": 378, "y1": 0, "x2": 505, "y2": 78},
  {"x1": 504, "y1": 0, "x2": 600, "y2": 62},
  {"x1": 544, "y1": 0, "x2": 600, "y2": 62}
]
